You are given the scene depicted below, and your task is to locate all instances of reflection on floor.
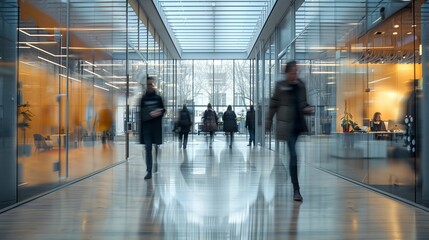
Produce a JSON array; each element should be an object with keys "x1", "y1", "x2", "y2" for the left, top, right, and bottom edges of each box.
[
  {"x1": 2, "y1": 135, "x2": 429, "y2": 239},
  {"x1": 18, "y1": 139, "x2": 123, "y2": 201}
]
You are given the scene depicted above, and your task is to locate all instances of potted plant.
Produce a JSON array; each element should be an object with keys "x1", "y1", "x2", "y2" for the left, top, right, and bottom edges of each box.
[
  {"x1": 17, "y1": 102, "x2": 34, "y2": 156},
  {"x1": 340, "y1": 110, "x2": 353, "y2": 132},
  {"x1": 340, "y1": 100, "x2": 355, "y2": 133}
]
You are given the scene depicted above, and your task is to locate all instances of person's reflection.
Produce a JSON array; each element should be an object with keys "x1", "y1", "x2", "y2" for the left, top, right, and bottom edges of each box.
[
  {"x1": 179, "y1": 149, "x2": 192, "y2": 184},
  {"x1": 288, "y1": 202, "x2": 302, "y2": 240},
  {"x1": 248, "y1": 147, "x2": 275, "y2": 204},
  {"x1": 98, "y1": 105, "x2": 113, "y2": 149}
]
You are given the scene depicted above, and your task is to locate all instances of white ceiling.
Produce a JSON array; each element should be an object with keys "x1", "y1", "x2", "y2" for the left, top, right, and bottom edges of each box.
[{"x1": 153, "y1": 0, "x2": 275, "y2": 58}]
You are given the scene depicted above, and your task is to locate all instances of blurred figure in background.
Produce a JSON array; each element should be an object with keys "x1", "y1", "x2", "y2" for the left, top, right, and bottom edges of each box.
[
  {"x1": 177, "y1": 104, "x2": 192, "y2": 149},
  {"x1": 98, "y1": 105, "x2": 113, "y2": 148},
  {"x1": 266, "y1": 60, "x2": 314, "y2": 202},
  {"x1": 139, "y1": 76, "x2": 165, "y2": 180},
  {"x1": 245, "y1": 105, "x2": 256, "y2": 146},
  {"x1": 222, "y1": 105, "x2": 237, "y2": 148},
  {"x1": 203, "y1": 103, "x2": 218, "y2": 148}
]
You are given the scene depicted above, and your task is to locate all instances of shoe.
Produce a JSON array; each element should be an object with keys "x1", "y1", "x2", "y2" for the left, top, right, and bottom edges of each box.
[
  {"x1": 183, "y1": 146, "x2": 186, "y2": 149},
  {"x1": 229, "y1": 145, "x2": 232, "y2": 148},
  {"x1": 144, "y1": 173, "x2": 152, "y2": 180},
  {"x1": 293, "y1": 190, "x2": 303, "y2": 201},
  {"x1": 247, "y1": 143, "x2": 251, "y2": 146}
]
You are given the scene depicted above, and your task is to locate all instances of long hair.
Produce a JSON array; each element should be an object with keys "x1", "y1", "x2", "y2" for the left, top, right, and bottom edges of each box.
[
  {"x1": 372, "y1": 112, "x2": 381, "y2": 121},
  {"x1": 227, "y1": 105, "x2": 232, "y2": 111}
]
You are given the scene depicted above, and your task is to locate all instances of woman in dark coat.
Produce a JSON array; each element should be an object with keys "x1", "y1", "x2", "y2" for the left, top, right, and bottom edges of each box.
[
  {"x1": 139, "y1": 77, "x2": 165, "y2": 180},
  {"x1": 177, "y1": 104, "x2": 192, "y2": 149},
  {"x1": 222, "y1": 105, "x2": 237, "y2": 148},
  {"x1": 203, "y1": 103, "x2": 218, "y2": 148},
  {"x1": 266, "y1": 60, "x2": 314, "y2": 201}
]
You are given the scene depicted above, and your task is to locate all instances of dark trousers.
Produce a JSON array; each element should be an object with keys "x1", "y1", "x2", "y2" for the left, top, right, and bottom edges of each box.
[
  {"x1": 287, "y1": 133, "x2": 299, "y2": 191},
  {"x1": 143, "y1": 130, "x2": 154, "y2": 173},
  {"x1": 248, "y1": 128, "x2": 255, "y2": 145},
  {"x1": 179, "y1": 132, "x2": 189, "y2": 148},
  {"x1": 209, "y1": 131, "x2": 214, "y2": 142},
  {"x1": 227, "y1": 132, "x2": 234, "y2": 146},
  {"x1": 144, "y1": 143, "x2": 153, "y2": 173}
]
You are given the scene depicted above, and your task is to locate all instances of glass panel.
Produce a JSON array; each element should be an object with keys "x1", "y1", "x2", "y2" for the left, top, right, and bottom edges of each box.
[
  {"x1": 233, "y1": 60, "x2": 251, "y2": 136},
  {"x1": 176, "y1": 60, "x2": 195, "y2": 133},
  {"x1": 256, "y1": 53, "x2": 264, "y2": 147},
  {"x1": 67, "y1": 0, "x2": 126, "y2": 178},
  {"x1": 18, "y1": 1, "x2": 65, "y2": 200},
  {"x1": 194, "y1": 60, "x2": 214, "y2": 128},
  {"x1": 418, "y1": 1, "x2": 429, "y2": 207},
  {"x1": 287, "y1": 0, "x2": 426, "y2": 207},
  {"x1": 214, "y1": 60, "x2": 232, "y2": 114},
  {"x1": 128, "y1": 2, "x2": 149, "y2": 159},
  {"x1": 264, "y1": 43, "x2": 271, "y2": 149},
  {"x1": 16, "y1": 0, "x2": 160, "y2": 201},
  {"x1": 0, "y1": 0, "x2": 18, "y2": 209}
]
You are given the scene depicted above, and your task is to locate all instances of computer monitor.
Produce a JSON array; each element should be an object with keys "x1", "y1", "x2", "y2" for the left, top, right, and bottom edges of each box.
[
  {"x1": 387, "y1": 120, "x2": 405, "y2": 131},
  {"x1": 362, "y1": 119, "x2": 370, "y2": 127}
]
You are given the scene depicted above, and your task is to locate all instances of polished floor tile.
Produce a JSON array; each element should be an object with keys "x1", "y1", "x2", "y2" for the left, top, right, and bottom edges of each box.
[{"x1": 1, "y1": 135, "x2": 429, "y2": 240}]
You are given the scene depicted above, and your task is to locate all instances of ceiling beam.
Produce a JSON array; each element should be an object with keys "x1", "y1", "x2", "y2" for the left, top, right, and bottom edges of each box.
[
  {"x1": 247, "y1": 0, "x2": 293, "y2": 59},
  {"x1": 130, "y1": 0, "x2": 181, "y2": 59},
  {"x1": 181, "y1": 52, "x2": 248, "y2": 60}
]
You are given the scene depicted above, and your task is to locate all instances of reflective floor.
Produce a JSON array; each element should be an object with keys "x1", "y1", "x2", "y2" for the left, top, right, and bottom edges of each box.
[{"x1": 1, "y1": 135, "x2": 429, "y2": 240}]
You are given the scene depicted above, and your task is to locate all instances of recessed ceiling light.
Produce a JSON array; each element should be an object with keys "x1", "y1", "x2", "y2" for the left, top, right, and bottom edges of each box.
[
  {"x1": 393, "y1": 32, "x2": 398, "y2": 35},
  {"x1": 394, "y1": 25, "x2": 399, "y2": 28}
]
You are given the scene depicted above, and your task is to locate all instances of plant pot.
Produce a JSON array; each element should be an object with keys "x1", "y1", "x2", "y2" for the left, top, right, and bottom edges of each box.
[{"x1": 342, "y1": 125, "x2": 350, "y2": 133}]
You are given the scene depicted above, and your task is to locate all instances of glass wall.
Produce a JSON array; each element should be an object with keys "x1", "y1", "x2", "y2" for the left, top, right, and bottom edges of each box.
[
  {"x1": 4, "y1": 1, "x2": 253, "y2": 211},
  {"x1": 0, "y1": 0, "x2": 172, "y2": 208},
  {"x1": 172, "y1": 60, "x2": 252, "y2": 136},
  {"x1": 0, "y1": 0, "x2": 18, "y2": 209},
  {"x1": 255, "y1": 0, "x2": 429, "y2": 208}
]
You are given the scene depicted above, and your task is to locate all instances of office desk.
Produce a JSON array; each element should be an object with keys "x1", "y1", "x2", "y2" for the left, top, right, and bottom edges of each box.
[{"x1": 332, "y1": 131, "x2": 404, "y2": 159}]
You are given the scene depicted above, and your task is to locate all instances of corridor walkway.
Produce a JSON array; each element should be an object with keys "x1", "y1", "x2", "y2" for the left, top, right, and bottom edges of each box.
[{"x1": 1, "y1": 136, "x2": 429, "y2": 239}]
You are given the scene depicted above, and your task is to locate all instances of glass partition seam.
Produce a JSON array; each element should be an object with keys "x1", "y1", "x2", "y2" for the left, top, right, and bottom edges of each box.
[
  {"x1": 65, "y1": 0, "x2": 70, "y2": 178},
  {"x1": 126, "y1": 0, "x2": 130, "y2": 159}
]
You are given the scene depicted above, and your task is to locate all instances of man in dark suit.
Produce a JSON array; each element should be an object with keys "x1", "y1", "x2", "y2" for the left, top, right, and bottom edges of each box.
[
  {"x1": 245, "y1": 105, "x2": 256, "y2": 146},
  {"x1": 139, "y1": 76, "x2": 165, "y2": 180}
]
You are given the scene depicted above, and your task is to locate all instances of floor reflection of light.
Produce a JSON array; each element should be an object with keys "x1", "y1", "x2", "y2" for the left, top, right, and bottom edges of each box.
[{"x1": 192, "y1": 168, "x2": 206, "y2": 175}]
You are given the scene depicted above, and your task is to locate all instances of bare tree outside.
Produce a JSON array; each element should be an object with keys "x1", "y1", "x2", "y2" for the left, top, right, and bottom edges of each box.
[{"x1": 233, "y1": 60, "x2": 251, "y2": 109}]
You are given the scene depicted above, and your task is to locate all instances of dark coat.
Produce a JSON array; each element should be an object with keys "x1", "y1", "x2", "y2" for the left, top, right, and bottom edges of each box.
[
  {"x1": 178, "y1": 109, "x2": 192, "y2": 134},
  {"x1": 139, "y1": 91, "x2": 165, "y2": 145},
  {"x1": 245, "y1": 109, "x2": 255, "y2": 130},
  {"x1": 267, "y1": 79, "x2": 310, "y2": 141},
  {"x1": 222, "y1": 110, "x2": 237, "y2": 132},
  {"x1": 370, "y1": 120, "x2": 386, "y2": 132},
  {"x1": 203, "y1": 109, "x2": 218, "y2": 132}
]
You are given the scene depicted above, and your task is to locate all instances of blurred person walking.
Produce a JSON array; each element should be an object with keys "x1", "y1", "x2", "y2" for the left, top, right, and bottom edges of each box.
[
  {"x1": 203, "y1": 103, "x2": 218, "y2": 148},
  {"x1": 139, "y1": 76, "x2": 165, "y2": 180},
  {"x1": 222, "y1": 105, "x2": 237, "y2": 148},
  {"x1": 245, "y1": 105, "x2": 256, "y2": 146},
  {"x1": 177, "y1": 104, "x2": 192, "y2": 149},
  {"x1": 266, "y1": 60, "x2": 314, "y2": 201}
]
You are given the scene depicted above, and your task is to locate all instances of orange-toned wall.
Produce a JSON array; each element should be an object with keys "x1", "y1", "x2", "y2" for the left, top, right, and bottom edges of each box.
[{"x1": 18, "y1": 63, "x2": 115, "y2": 143}]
